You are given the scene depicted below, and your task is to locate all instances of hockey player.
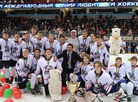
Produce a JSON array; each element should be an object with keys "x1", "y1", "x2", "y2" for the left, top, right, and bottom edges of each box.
[
  {"x1": 78, "y1": 30, "x2": 91, "y2": 54},
  {"x1": 15, "y1": 49, "x2": 35, "y2": 93},
  {"x1": 91, "y1": 35, "x2": 110, "y2": 69},
  {"x1": 125, "y1": 56, "x2": 138, "y2": 102},
  {"x1": 0, "y1": 31, "x2": 14, "y2": 84},
  {"x1": 85, "y1": 61, "x2": 113, "y2": 98},
  {"x1": 9, "y1": 34, "x2": 23, "y2": 84},
  {"x1": 70, "y1": 54, "x2": 93, "y2": 85},
  {"x1": 45, "y1": 34, "x2": 58, "y2": 57},
  {"x1": 22, "y1": 32, "x2": 34, "y2": 55},
  {"x1": 55, "y1": 34, "x2": 68, "y2": 62},
  {"x1": 89, "y1": 33, "x2": 97, "y2": 63},
  {"x1": 107, "y1": 57, "x2": 126, "y2": 93},
  {"x1": 30, "y1": 31, "x2": 48, "y2": 56},
  {"x1": 36, "y1": 49, "x2": 62, "y2": 96},
  {"x1": 27, "y1": 48, "x2": 43, "y2": 96},
  {"x1": 30, "y1": 26, "x2": 37, "y2": 38}
]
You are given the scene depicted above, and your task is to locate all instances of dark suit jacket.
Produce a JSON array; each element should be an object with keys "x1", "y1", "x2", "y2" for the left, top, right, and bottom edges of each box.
[
  {"x1": 131, "y1": 42, "x2": 136, "y2": 48},
  {"x1": 57, "y1": 50, "x2": 82, "y2": 72}
]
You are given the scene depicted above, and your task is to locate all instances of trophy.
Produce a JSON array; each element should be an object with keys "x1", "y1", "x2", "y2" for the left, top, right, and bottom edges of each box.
[{"x1": 66, "y1": 81, "x2": 80, "y2": 102}]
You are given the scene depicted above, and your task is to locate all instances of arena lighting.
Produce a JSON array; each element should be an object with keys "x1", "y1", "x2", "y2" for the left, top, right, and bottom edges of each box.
[
  {"x1": 135, "y1": 8, "x2": 138, "y2": 15},
  {"x1": 4, "y1": 9, "x2": 12, "y2": 13}
]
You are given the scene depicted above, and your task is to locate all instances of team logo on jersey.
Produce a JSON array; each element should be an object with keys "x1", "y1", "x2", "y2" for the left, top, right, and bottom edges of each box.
[
  {"x1": 5, "y1": 46, "x2": 9, "y2": 51},
  {"x1": 94, "y1": 83, "x2": 102, "y2": 88},
  {"x1": 80, "y1": 43, "x2": 87, "y2": 50},
  {"x1": 50, "y1": 47, "x2": 55, "y2": 53},
  {"x1": 25, "y1": 47, "x2": 31, "y2": 52},
  {"x1": 37, "y1": 43, "x2": 42, "y2": 48},
  {"x1": 95, "y1": 52, "x2": 100, "y2": 58},
  {"x1": 129, "y1": 72, "x2": 135, "y2": 80},
  {"x1": 113, "y1": 72, "x2": 120, "y2": 80},
  {"x1": 22, "y1": 64, "x2": 30, "y2": 73},
  {"x1": 58, "y1": 50, "x2": 62, "y2": 54},
  {"x1": 12, "y1": 47, "x2": 18, "y2": 52},
  {"x1": 44, "y1": 65, "x2": 53, "y2": 74}
]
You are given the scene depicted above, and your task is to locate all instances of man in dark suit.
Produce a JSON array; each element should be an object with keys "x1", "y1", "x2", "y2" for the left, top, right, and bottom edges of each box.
[
  {"x1": 131, "y1": 40, "x2": 136, "y2": 53},
  {"x1": 54, "y1": 43, "x2": 82, "y2": 86}
]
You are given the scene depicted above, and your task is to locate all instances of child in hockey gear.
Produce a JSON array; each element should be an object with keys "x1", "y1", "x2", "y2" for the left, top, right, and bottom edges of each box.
[
  {"x1": 36, "y1": 49, "x2": 62, "y2": 96},
  {"x1": 55, "y1": 34, "x2": 68, "y2": 62},
  {"x1": 107, "y1": 57, "x2": 126, "y2": 93},
  {"x1": 78, "y1": 30, "x2": 91, "y2": 54},
  {"x1": 125, "y1": 56, "x2": 138, "y2": 102},
  {"x1": 70, "y1": 54, "x2": 93, "y2": 87},
  {"x1": 15, "y1": 49, "x2": 35, "y2": 93},
  {"x1": 45, "y1": 34, "x2": 58, "y2": 57},
  {"x1": 28, "y1": 48, "x2": 43, "y2": 96},
  {"x1": 91, "y1": 35, "x2": 110, "y2": 69},
  {"x1": 9, "y1": 34, "x2": 22, "y2": 84},
  {"x1": 89, "y1": 33, "x2": 97, "y2": 63},
  {"x1": 85, "y1": 61, "x2": 113, "y2": 97},
  {"x1": 30, "y1": 31, "x2": 48, "y2": 56},
  {"x1": 0, "y1": 31, "x2": 13, "y2": 84},
  {"x1": 22, "y1": 32, "x2": 34, "y2": 55}
]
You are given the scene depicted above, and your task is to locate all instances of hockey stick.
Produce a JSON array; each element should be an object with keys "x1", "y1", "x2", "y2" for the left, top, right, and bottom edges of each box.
[{"x1": 91, "y1": 95, "x2": 98, "y2": 102}]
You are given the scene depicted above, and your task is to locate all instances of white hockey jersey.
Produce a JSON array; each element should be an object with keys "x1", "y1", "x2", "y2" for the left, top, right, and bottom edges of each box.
[
  {"x1": 76, "y1": 64, "x2": 94, "y2": 80},
  {"x1": 55, "y1": 42, "x2": 68, "y2": 62},
  {"x1": 107, "y1": 64, "x2": 126, "y2": 85},
  {"x1": 30, "y1": 37, "x2": 48, "y2": 55},
  {"x1": 85, "y1": 69, "x2": 113, "y2": 94},
  {"x1": 90, "y1": 41, "x2": 97, "y2": 60},
  {"x1": 15, "y1": 55, "x2": 33, "y2": 82},
  {"x1": 31, "y1": 56, "x2": 43, "y2": 72},
  {"x1": 91, "y1": 44, "x2": 110, "y2": 67},
  {"x1": 78, "y1": 36, "x2": 91, "y2": 53},
  {"x1": 36, "y1": 57, "x2": 62, "y2": 85},
  {"x1": 126, "y1": 63, "x2": 138, "y2": 87},
  {"x1": 0, "y1": 38, "x2": 13, "y2": 61},
  {"x1": 22, "y1": 41, "x2": 34, "y2": 55},
  {"x1": 11, "y1": 41, "x2": 24, "y2": 61},
  {"x1": 45, "y1": 40, "x2": 59, "y2": 57}
]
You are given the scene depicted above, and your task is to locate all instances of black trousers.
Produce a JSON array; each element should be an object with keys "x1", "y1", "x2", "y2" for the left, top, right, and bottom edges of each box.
[
  {"x1": 131, "y1": 48, "x2": 135, "y2": 53},
  {"x1": 62, "y1": 68, "x2": 73, "y2": 86}
]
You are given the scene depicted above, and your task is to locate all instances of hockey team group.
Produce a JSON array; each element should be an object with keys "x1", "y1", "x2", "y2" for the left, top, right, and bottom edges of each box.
[{"x1": 0, "y1": 27, "x2": 138, "y2": 102}]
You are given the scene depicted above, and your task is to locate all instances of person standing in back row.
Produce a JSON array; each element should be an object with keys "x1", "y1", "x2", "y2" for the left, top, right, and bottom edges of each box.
[{"x1": 131, "y1": 40, "x2": 136, "y2": 53}]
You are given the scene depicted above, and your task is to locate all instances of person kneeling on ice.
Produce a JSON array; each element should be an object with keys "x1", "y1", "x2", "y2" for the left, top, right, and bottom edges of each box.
[
  {"x1": 15, "y1": 49, "x2": 39, "y2": 93},
  {"x1": 107, "y1": 57, "x2": 126, "y2": 94},
  {"x1": 85, "y1": 61, "x2": 113, "y2": 101},
  {"x1": 69, "y1": 54, "x2": 93, "y2": 96},
  {"x1": 28, "y1": 48, "x2": 43, "y2": 96},
  {"x1": 36, "y1": 49, "x2": 62, "y2": 98},
  {"x1": 125, "y1": 56, "x2": 138, "y2": 102}
]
